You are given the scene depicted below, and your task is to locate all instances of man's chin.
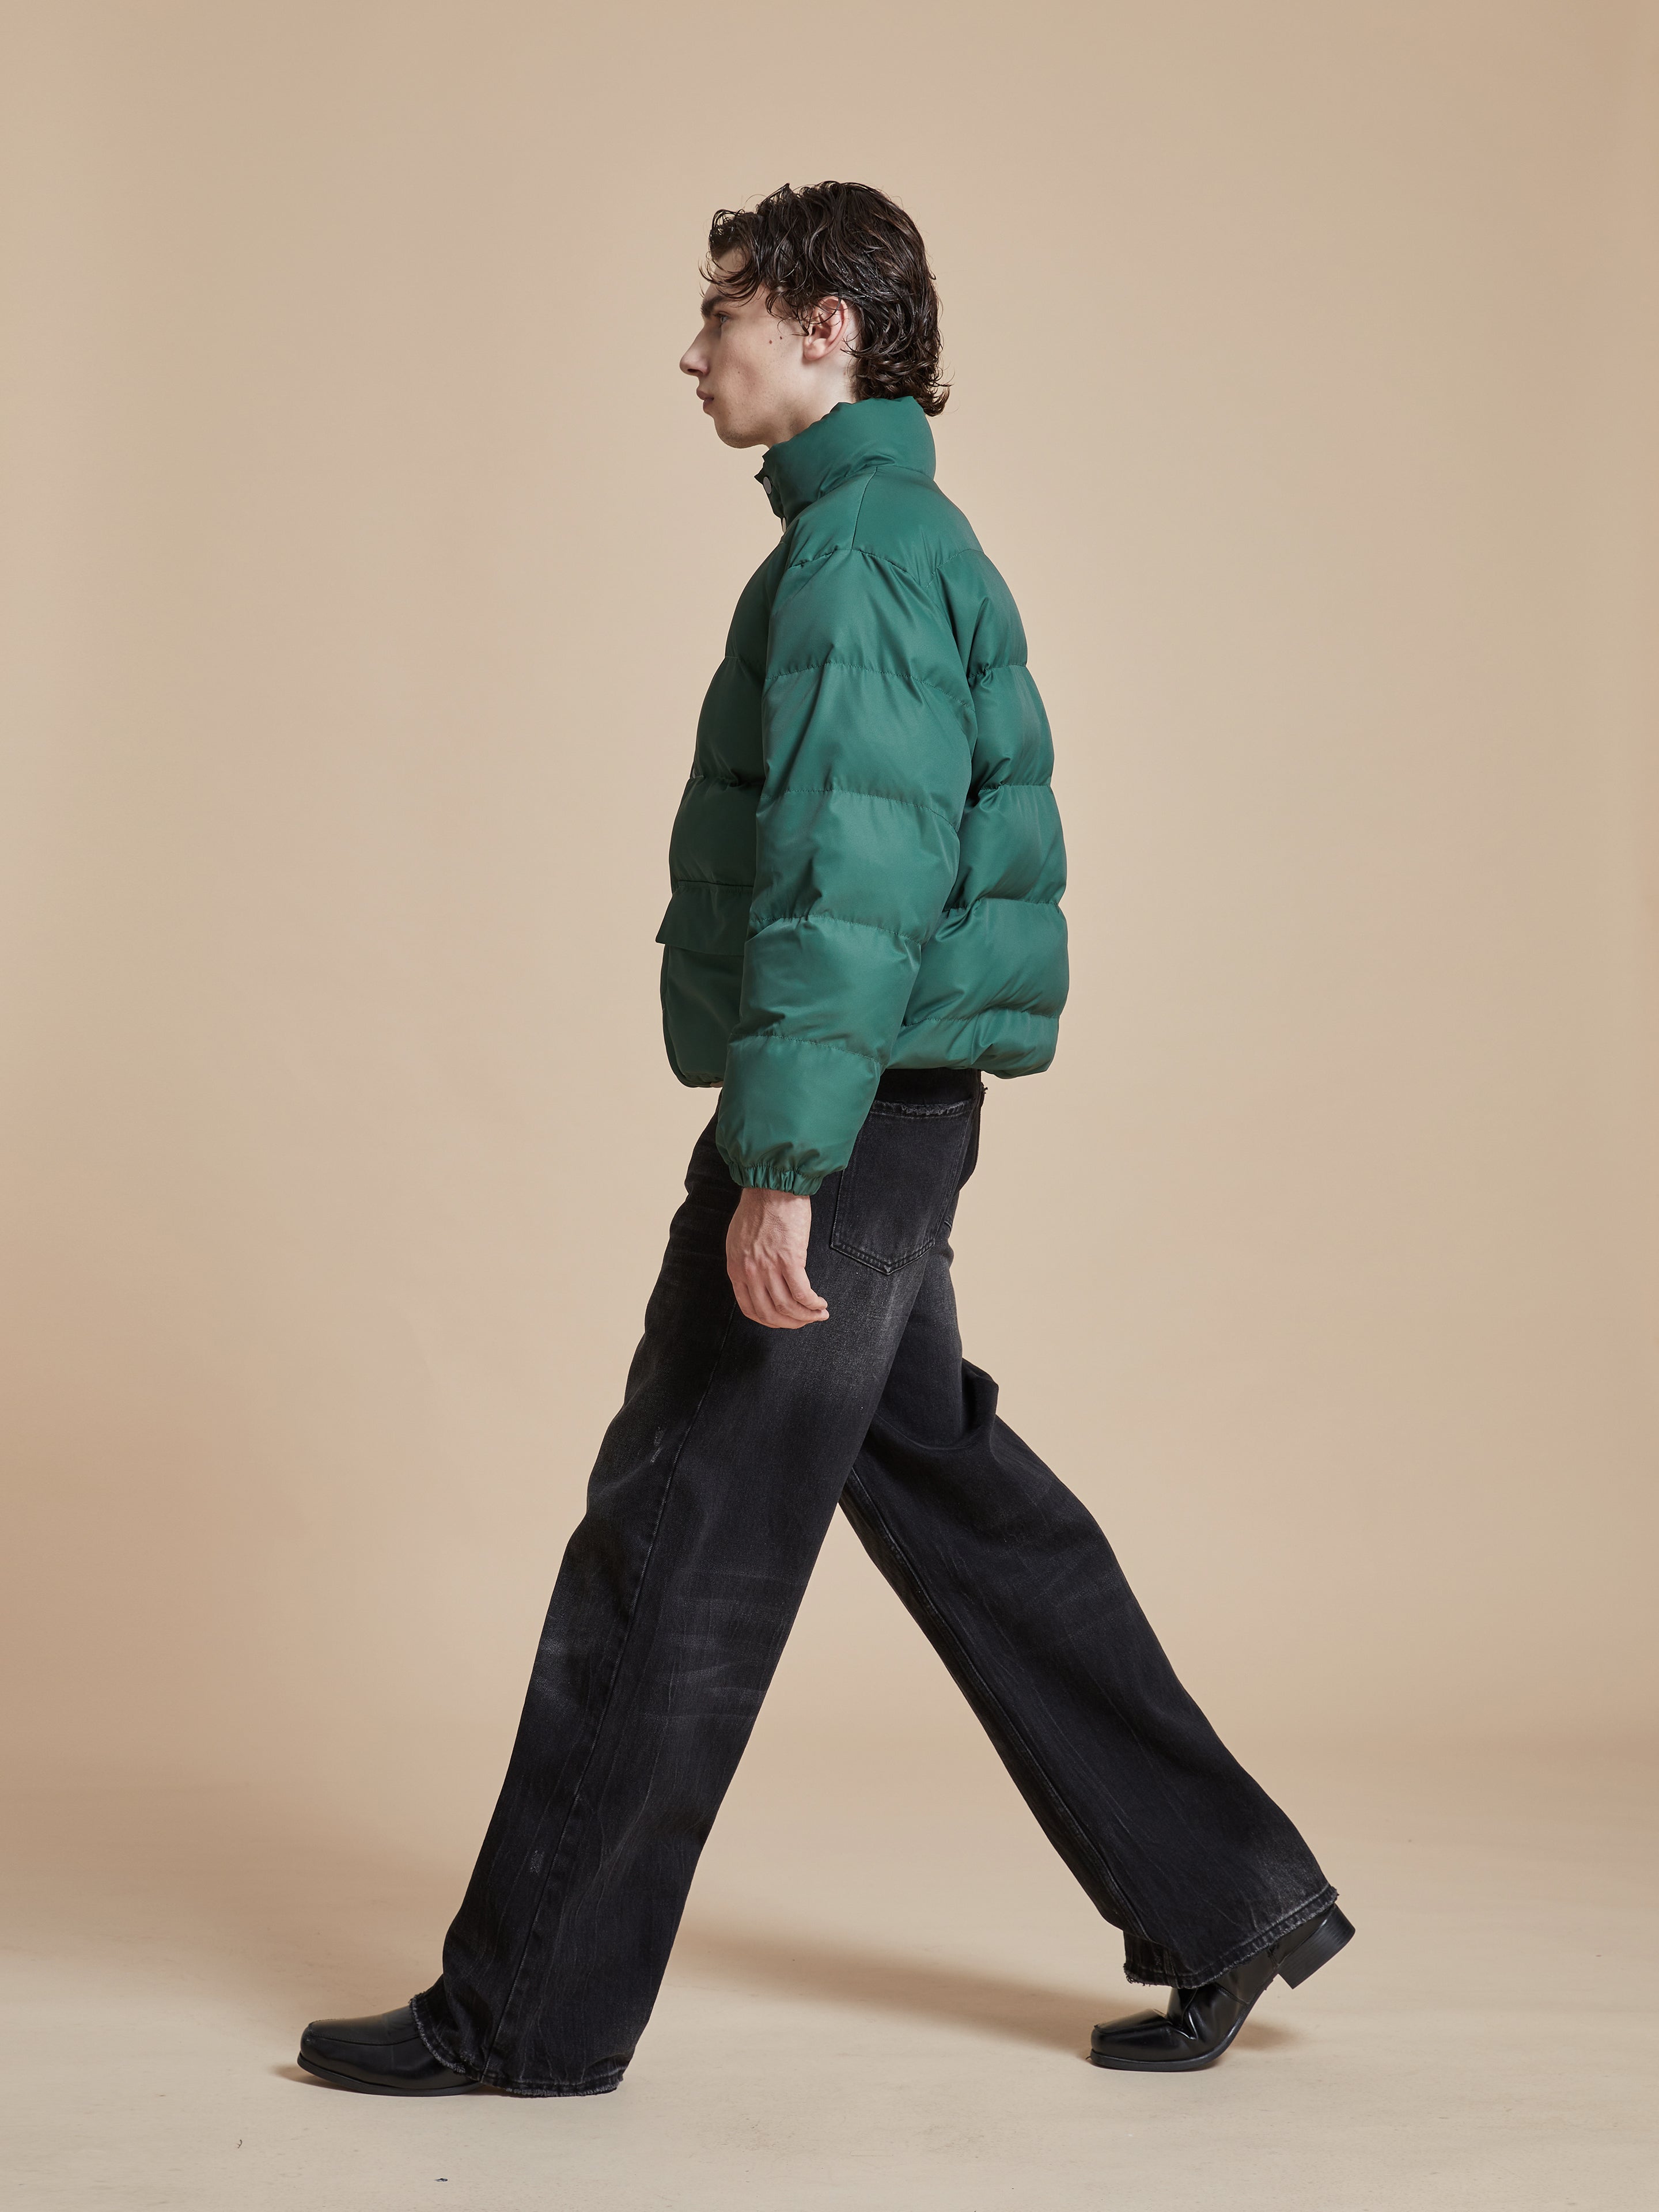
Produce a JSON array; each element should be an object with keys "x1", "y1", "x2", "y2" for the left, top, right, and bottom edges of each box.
[{"x1": 711, "y1": 412, "x2": 766, "y2": 451}]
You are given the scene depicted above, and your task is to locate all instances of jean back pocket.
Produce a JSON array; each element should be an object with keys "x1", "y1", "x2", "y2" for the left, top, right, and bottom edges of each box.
[{"x1": 829, "y1": 1099, "x2": 976, "y2": 1275}]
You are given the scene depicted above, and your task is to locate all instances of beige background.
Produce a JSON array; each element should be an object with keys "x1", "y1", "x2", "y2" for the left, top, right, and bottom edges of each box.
[{"x1": 3, "y1": 3, "x2": 1657, "y2": 2206}]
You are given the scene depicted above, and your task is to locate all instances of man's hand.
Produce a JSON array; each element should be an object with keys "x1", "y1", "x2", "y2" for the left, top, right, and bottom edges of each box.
[{"x1": 726, "y1": 1188, "x2": 830, "y2": 1330}]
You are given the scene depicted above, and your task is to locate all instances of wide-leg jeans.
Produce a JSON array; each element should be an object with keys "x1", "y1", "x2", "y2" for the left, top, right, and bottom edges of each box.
[{"x1": 410, "y1": 1074, "x2": 1337, "y2": 2095}]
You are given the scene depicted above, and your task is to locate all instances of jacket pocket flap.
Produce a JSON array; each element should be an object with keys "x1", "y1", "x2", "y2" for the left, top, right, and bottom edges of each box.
[{"x1": 655, "y1": 882, "x2": 753, "y2": 956}]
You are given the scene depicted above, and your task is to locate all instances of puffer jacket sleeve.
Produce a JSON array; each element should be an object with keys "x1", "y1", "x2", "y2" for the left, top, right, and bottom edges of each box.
[{"x1": 714, "y1": 539, "x2": 975, "y2": 1192}]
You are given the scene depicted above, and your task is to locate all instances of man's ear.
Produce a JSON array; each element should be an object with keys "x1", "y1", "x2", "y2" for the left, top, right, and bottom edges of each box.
[{"x1": 800, "y1": 296, "x2": 858, "y2": 363}]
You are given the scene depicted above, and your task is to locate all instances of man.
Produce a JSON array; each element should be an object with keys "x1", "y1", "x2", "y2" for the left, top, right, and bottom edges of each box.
[{"x1": 298, "y1": 180, "x2": 1351, "y2": 2099}]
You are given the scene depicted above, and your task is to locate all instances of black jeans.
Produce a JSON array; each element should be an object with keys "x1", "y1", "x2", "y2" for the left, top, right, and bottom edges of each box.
[{"x1": 410, "y1": 1074, "x2": 1336, "y2": 2096}]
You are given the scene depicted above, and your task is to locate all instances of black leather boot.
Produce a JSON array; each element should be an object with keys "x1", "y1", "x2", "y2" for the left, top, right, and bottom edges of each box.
[
  {"x1": 297, "y1": 2005, "x2": 481, "y2": 2095},
  {"x1": 1089, "y1": 1904, "x2": 1355, "y2": 2071}
]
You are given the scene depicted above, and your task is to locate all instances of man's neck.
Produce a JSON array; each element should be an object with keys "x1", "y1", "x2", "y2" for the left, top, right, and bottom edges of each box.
[{"x1": 761, "y1": 381, "x2": 858, "y2": 450}]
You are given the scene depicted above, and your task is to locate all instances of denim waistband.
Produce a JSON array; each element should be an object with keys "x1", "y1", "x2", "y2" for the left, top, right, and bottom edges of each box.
[{"x1": 874, "y1": 1067, "x2": 984, "y2": 1106}]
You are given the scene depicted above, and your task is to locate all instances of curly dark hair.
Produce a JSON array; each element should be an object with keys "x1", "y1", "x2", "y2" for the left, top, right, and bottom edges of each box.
[{"x1": 704, "y1": 181, "x2": 949, "y2": 416}]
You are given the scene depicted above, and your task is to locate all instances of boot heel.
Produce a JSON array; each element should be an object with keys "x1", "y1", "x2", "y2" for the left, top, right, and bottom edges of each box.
[{"x1": 1278, "y1": 1905, "x2": 1355, "y2": 1988}]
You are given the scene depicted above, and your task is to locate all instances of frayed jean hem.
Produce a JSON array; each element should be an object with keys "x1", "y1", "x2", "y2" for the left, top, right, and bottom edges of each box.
[
  {"x1": 1122, "y1": 1883, "x2": 1339, "y2": 1989},
  {"x1": 408, "y1": 1987, "x2": 626, "y2": 2100}
]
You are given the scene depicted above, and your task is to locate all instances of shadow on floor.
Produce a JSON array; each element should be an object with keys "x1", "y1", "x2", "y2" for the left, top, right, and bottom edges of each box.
[
  {"x1": 5, "y1": 1778, "x2": 1297, "y2": 2066},
  {"x1": 672, "y1": 1916, "x2": 1298, "y2": 2055}
]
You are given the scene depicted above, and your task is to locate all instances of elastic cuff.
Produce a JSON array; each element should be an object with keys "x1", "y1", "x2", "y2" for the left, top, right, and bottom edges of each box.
[{"x1": 728, "y1": 1165, "x2": 824, "y2": 1196}]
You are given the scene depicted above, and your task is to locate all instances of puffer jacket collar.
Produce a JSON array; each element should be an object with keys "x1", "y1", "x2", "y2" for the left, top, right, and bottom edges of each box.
[{"x1": 756, "y1": 395, "x2": 935, "y2": 525}]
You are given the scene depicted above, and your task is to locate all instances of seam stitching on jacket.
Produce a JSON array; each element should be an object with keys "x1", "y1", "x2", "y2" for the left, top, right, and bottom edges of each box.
[
  {"x1": 763, "y1": 656, "x2": 965, "y2": 705},
  {"x1": 770, "y1": 552, "x2": 1031, "y2": 673},
  {"x1": 710, "y1": 647, "x2": 766, "y2": 683},
  {"x1": 728, "y1": 1031, "x2": 882, "y2": 1065},
  {"x1": 900, "y1": 1007, "x2": 1060, "y2": 1027},
  {"x1": 757, "y1": 782, "x2": 957, "y2": 828},
  {"x1": 745, "y1": 912, "x2": 927, "y2": 949},
  {"x1": 783, "y1": 536, "x2": 982, "y2": 589},
  {"x1": 779, "y1": 545, "x2": 840, "y2": 579},
  {"x1": 778, "y1": 472, "x2": 883, "y2": 571},
  {"x1": 937, "y1": 892, "x2": 1066, "y2": 910},
  {"x1": 847, "y1": 465, "x2": 878, "y2": 550}
]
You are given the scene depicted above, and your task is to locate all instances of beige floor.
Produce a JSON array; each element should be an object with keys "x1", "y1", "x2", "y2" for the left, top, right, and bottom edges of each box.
[{"x1": 5, "y1": 1726, "x2": 1654, "y2": 2211}]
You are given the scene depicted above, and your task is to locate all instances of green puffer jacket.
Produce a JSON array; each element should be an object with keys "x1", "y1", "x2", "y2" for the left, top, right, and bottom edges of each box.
[{"x1": 657, "y1": 395, "x2": 1067, "y2": 1192}]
